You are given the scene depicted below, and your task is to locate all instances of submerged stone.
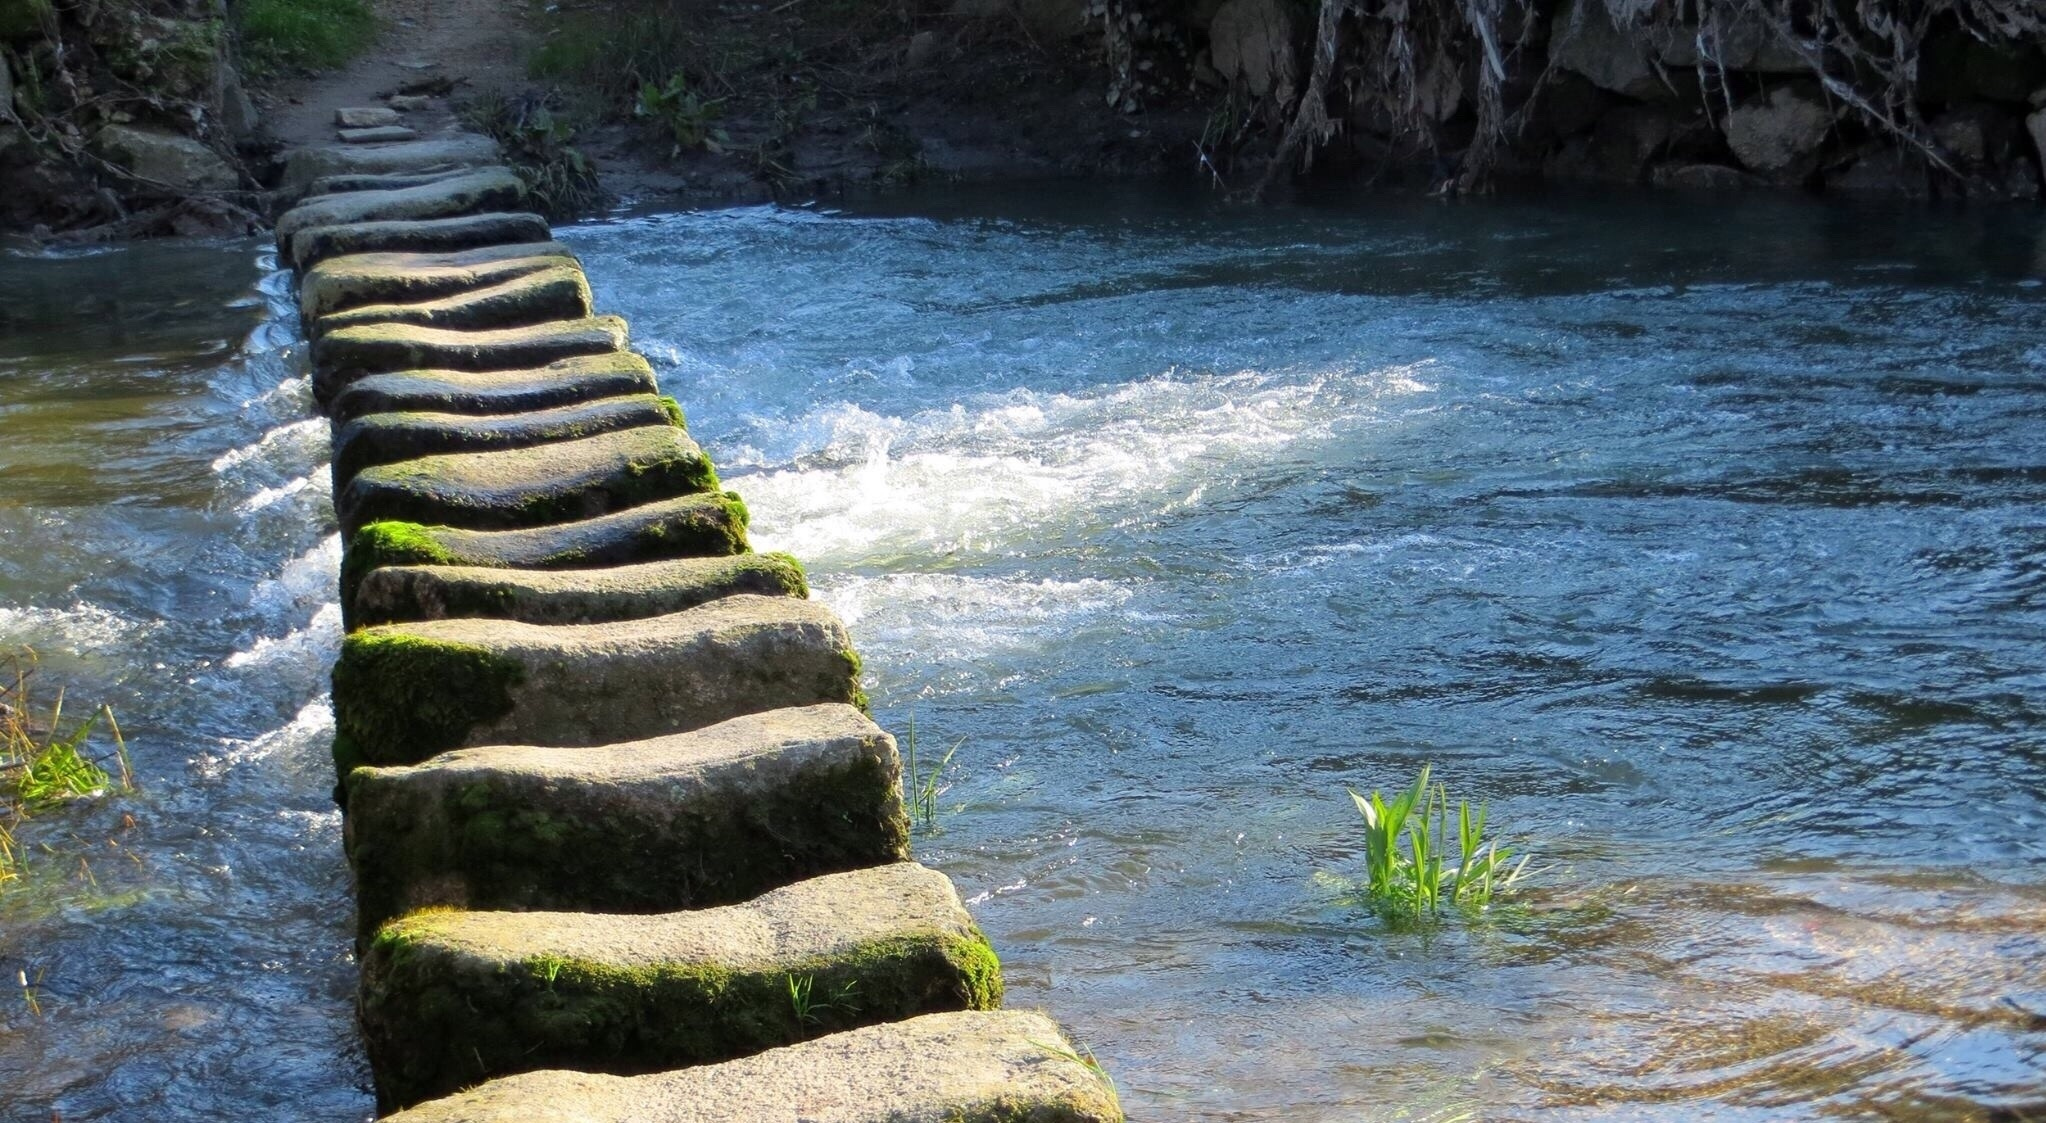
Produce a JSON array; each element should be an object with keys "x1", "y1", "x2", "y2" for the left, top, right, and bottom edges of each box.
[
  {"x1": 328, "y1": 352, "x2": 657, "y2": 424},
  {"x1": 300, "y1": 242, "x2": 577, "y2": 321},
  {"x1": 290, "y1": 212, "x2": 553, "y2": 274},
  {"x1": 359, "y1": 863, "x2": 999, "y2": 1109},
  {"x1": 279, "y1": 134, "x2": 500, "y2": 195},
  {"x1": 330, "y1": 595, "x2": 864, "y2": 769},
  {"x1": 312, "y1": 264, "x2": 593, "y2": 339},
  {"x1": 312, "y1": 316, "x2": 629, "y2": 404},
  {"x1": 277, "y1": 168, "x2": 526, "y2": 264},
  {"x1": 330, "y1": 393, "x2": 678, "y2": 487},
  {"x1": 376, "y1": 1010, "x2": 1124, "y2": 1123},
  {"x1": 352, "y1": 551, "x2": 806, "y2": 627},
  {"x1": 333, "y1": 423, "x2": 716, "y2": 536}
]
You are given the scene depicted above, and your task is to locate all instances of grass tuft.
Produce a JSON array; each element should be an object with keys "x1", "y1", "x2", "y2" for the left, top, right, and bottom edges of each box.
[
  {"x1": 1, "y1": 647, "x2": 136, "y2": 893},
  {"x1": 237, "y1": 0, "x2": 378, "y2": 79},
  {"x1": 1349, "y1": 764, "x2": 1528, "y2": 922},
  {"x1": 901, "y1": 713, "x2": 961, "y2": 837}
]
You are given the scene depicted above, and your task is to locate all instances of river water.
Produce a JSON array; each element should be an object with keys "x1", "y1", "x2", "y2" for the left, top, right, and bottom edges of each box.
[{"x1": 1, "y1": 187, "x2": 2043, "y2": 1121}]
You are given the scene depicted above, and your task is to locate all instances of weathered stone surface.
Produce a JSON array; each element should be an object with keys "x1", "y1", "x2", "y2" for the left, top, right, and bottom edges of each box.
[
  {"x1": 389, "y1": 94, "x2": 433, "y2": 112},
  {"x1": 330, "y1": 393, "x2": 680, "y2": 486},
  {"x1": 313, "y1": 264, "x2": 594, "y2": 339},
  {"x1": 1209, "y1": 0, "x2": 1297, "y2": 101},
  {"x1": 1726, "y1": 86, "x2": 1831, "y2": 176},
  {"x1": 289, "y1": 212, "x2": 554, "y2": 274},
  {"x1": 333, "y1": 423, "x2": 716, "y2": 535},
  {"x1": 330, "y1": 595, "x2": 865, "y2": 769},
  {"x1": 329, "y1": 352, "x2": 658, "y2": 424},
  {"x1": 378, "y1": 1010, "x2": 1124, "y2": 1123},
  {"x1": 1545, "y1": 105, "x2": 1672, "y2": 183},
  {"x1": 359, "y1": 863, "x2": 998, "y2": 1109},
  {"x1": 338, "y1": 106, "x2": 403, "y2": 128},
  {"x1": 337, "y1": 491, "x2": 750, "y2": 622},
  {"x1": 2028, "y1": 108, "x2": 2046, "y2": 181},
  {"x1": 1651, "y1": 162, "x2": 1757, "y2": 191},
  {"x1": 341, "y1": 125, "x2": 424, "y2": 144},
  {"x1": 306, "y1": 166, "x2": 505, "y2": 198},
  {"x1": 353, "y1": 551, "x2": 806, "y2": 627},
  {"x1": 91, "y1": 124, "x2": 237, "y2": 191},
  {"x1": 300, "y1": 241, "x2": 576, "y2": 320},
  {"x1": 313, "y1": 316, "x2": 628, "y2": 403},
  {"x1": 1549, "y1": 0, "x2": 1658, "y2": 99},
  {"x1": 280, "y1": 134, "x2": 499, "y2": 194},
  {"x1": 278, "y1": 168, "x2": 526, "y2": 263}
]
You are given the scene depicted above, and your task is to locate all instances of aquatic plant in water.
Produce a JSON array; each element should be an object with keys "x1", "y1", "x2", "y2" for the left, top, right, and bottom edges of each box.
[
  {"x1": 1, "y1": 648, "x2": 134, "y2": 890},
  {"x1": 901, "y1": 714, "x2": 962, "y2": 837},
  {"x1": 1349, "y1": 765, "x2": 1527, "y2": 920}
]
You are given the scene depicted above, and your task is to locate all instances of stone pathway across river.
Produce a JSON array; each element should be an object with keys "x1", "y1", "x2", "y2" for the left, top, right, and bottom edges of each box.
[{"x1": 274, "y1": 97, "x2": 1123, "y2": 1122}]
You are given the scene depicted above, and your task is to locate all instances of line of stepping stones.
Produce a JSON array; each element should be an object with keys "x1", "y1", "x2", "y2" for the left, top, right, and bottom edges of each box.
[{"x1": 279, "y1": 105, "x2": 1122, "y2": 1122}]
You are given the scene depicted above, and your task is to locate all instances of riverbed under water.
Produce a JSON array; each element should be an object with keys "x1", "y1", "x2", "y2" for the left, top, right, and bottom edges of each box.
[{"x1": 1, "y1": 186, "x2": 2042, "y2": 1121}]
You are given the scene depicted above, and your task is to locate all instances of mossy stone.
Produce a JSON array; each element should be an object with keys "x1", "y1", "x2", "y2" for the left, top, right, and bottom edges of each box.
[{"x1": 330, "y1": 631, "x2": 524, "y2": 775}]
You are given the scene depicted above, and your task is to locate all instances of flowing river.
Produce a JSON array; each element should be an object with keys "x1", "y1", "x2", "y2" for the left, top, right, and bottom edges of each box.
[{"x1": 1, "y1": 187, "x2": 2043, "y2": 1121}]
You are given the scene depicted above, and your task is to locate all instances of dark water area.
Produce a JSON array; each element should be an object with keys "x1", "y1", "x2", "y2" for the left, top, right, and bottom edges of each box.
[{"x1": 0, "y1": 187, "x2": 2042, "y2": 1120}]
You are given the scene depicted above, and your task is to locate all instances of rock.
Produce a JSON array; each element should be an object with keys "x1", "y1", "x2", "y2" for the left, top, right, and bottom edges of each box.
[
  {"x1": 1649, "y1": 17, "x2": 1804, "y2": 74},
  {"x1": 1919, "y1": 32, "x2": 2046, "y2": 105},
  {"x1": 279, "y1": 134, "x2": 500, "y2": 195},
  {"x1": 388, "y1": 94, "x2": 434, "y2": 112},
  {"x1": 277, "y1": 167, "x2": 527, "y2": 263},
  {"x1": 1827, "y1": 146, "x2": 1930, "y2": 198},
  {"x1": 1548, "y1": 0, "x2": 1658, "y2": 99},
  {"x1": 359, "y1": 863, "x2": 996, "y2": 1110},
  {"x1": 949, "y1": 0, "x2": 1009, "y2": 18},
  {"x1": 330, "y1": 393, "x2": 680, "y2": 487},
  {"x1": 1651, "y1": 162, "x2": 1756, "y2": 190},
  {"x1": 307, "y1": 167, "x2": 513, "y2": 197},
  {"x1": 312, "y1": 263, "x2": 594, "y2": 339},
  {"x1": 1209, "y1": 0, "x2": 1297, "y2": 101},
  {"x1": 377, "y1": 1010, "x2": 1124, "y2": 1123},
  {"x1": 329, "y1": 596, "x2": 868, "y2": 769},
  {"x1": 905, "y1": 30, "x2": 941, "y2": 69},
  {"x1": 338, "y1": 106, "x2": 403, "y2": 129},
  {"x1": 288, "y1": 212, "x2": 554, "y2": 274},
  {"x1": 341, "y1": 125, "x2": 424, "y2": 144},
  {"x1": 1546, "y1": 105, "x2": 1671, "y2": 183},
  {"x1": 2028, "y1": 107, "x2": 2046, "y2": 179},
  {"x1": 312, "y1": 315, "x2": 629, "y2": 404},
  {"x1": 1017, "y1": 0, "x2": 1088, "y2": 41},
  {"x1": 91, "y1": 124, "x2": 237, "y2": 191},
  {"x1": 338, "y1": 492, "x2": 750, "y2": 622},
  {"x1": 333, "y1": 423, "x2": 717, "y2": 536},
  {"x1": 219, "y1": 61, "x2": 259, "y2": 142},
  {"x1": 329, "y1": 352, "x2": 658, "y2": 424},
  {"x1": 299, "y1": 241, "x2": 577, "y2": 321},
  {"x1": 1725, "y1": 86, "x2": 1831, "y2": 176},
  {"x1": 353, "y1": 552, "x2": 807, "y2": 628}
]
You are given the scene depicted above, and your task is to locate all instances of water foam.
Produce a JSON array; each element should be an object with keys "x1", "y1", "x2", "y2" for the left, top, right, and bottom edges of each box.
[
  {"x1": 0, "y1": 602, "x2": 159, "y2": 652},
  {"x1": 193, "y1": 696, "x2": 334, "y2": 778},
  {"x1": 224, "y1": 602, "x2": 341, "y2": 671}
]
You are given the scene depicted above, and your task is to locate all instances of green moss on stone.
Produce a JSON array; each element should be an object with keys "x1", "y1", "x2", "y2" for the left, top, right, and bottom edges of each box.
[
  {"x1": 658, "y1": 396, "x2": 686, "y2": 427},
  {"x1": 342, "y1": 520, "x2": 455, "y2": 628},
  {"x1": 760, "y1": 552, "x2": 809, "y2": 598},
  {"x1": 330, "y1": 631, "x2": 523, "y2": 776}
]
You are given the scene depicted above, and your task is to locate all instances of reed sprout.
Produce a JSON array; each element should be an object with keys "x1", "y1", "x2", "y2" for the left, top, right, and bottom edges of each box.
[
  {"x1": 1349, "y1": 765, "x2": 1527, "y2": 920},
  {"x1": 901, "y1": 714, "x2": 962, "y2": 837},
  {"x1": 1, "y1": 647, "x2": 136, "y2": 890}
]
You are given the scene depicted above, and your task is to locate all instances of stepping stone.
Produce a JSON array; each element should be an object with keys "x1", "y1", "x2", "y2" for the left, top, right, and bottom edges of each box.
[
  {"x1": 277, "y1": 167, "x2": 526, "y2": 264},
  {"x1": 377, "y1": 1010, "x2": 1124, "y2": 1123},
  {"x1": 289, "y1": 212, "x2": 553, "y2": 274},
  {"x1": 306, "y1": 165, "x2": 512, "y2": 198},
  {"x1": 329, "y1": 595, "x2": 866, "y2": 769},
  {"x1": 331, "y1": 393, "x2": 679, "y2": 487},
  {"x1": 341, "y1": 125, "x2": 423, "y2": 143},
  {"x1": 352, "y1": 551, "x2": 805, "y2": 627},
  {"x1": 312, "y1": 264, "x2": 593, "y2": 339},
  {"x1": 358, "y1": 864, "x2": 998, "y2": 1109},
  {"x1": 337, "y1": 106, "x2": 403, "y2": 129},
  {"x1": 329, "y1": 352, "x2": 658, "y2": 424},
  {"x1": 300, "y1": 241, "x2": 576, "y2": 320},
  {"x1": 337, "y1": 492, "x2": 750, "y2": 622},
  {"x1": 343, "y1": 706, "x2": 907, "y2": 939},
  {"x1": 280, "y1": 134, "x2": 498, "y2": 193},
  {"x1": 313, "y1": 316, "x2": 629, "y2": 404},
  {"x1": 389, "y1": 94, "x2": 433, "y2": 112},
  {"x1": 333, "y1": 423, "x2": 716, "y2": 536}
]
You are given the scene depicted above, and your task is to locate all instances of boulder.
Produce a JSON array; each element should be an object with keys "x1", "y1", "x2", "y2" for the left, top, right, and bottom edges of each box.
[
  {"x1": 329, "y1": 352, "x2": 659, "y2": 424},
  {"x1": 1209, "y1": 0, "x2": 1297, "y2": 101},
  {"x1": 2028, "y1": 107, "x2": 2046, "y2": 180},
  {"x1": 337, "y1": 493, "x2": 751, "y2": 623},
  {"x1": 91, "y1": 124, "x2": 237, "y2": 191},
  {"x1": 1018, "y1": 0, "x2": 1088, "y2": 41},
  {"x1": 332, "y1": 423, "x2": 717, "y2": 535},
  {"x1": 1548, "y1": 0, "x2": 1659, "y2": 99},
  {"x1": 279, "y1": 134, "x2": 500, "y2": 194},
  {"x1": 1649, "y1": 17, "x2": 1805, "y2": 74},
  {"x1": 277, "y1": 168, "x2": 527, "y2": 262},
  {"x1": 1826, "y1": 146, "x2": 1931, "y2": 198},
  {"x1": 329, "y1": 393, "x2": 681, "y2": 487},
  {"x1": 358, "y1": 863, "x2": 998, "y2": 1109},
  {"x1": 341, "y1": 125, "x2": 424, "y2": 144},
  {"x1": 377, "y1": 1011, "x2": 1124, "y2": 1123},
  {"x1": 307, "y1": 167, "x2": 510, "y2": 196},
  {"x1": 312, "y1": 264, "x2": 594, "y2": 339},
  {"x1": 1545, "y1": 105, "x2": 1671, "y2": 183},
  {"x1": 338, "y1": 106, "x2": 403, "y2": 129},
  {"x1": 1726, "y1": 86, "x2": 1832, "y2": 176},
  {"x1": 352, "y1": 552, "x2": 807, "y2": 627},
  {"x1": 219, "y1": 61, "x2": 260, "y2": 142},
  {"x1": 329, "y1": 596, "x2": 868, "y2": 768},
  {"x1": 389, "y1": 94, "x2": 434, "y2": 112},
  {"x1": 289, "y1": 212, "x2": 555, "y2": 274},
  {"x1": 299, "y1": 241, "x2": 578, "y2": 321},
  {"x1": 1651, "y1": 162, "x2": 1756, "y2": 190},
  {"x1": 312, "y1": 315, "x2": 629, "y2": 404}
]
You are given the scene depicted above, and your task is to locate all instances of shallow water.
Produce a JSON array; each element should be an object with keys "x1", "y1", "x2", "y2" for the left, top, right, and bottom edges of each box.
[{"x1": 2, "y1": 187, "x2": 2044, "y2": 1120}]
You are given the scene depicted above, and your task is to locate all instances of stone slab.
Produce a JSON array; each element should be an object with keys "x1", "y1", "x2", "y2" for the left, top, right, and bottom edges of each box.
[
  {"x1": 278, "y1": 168, "x2": 526, "y2": 264},
  {"x1": 359, "y1": 863, "x2": 997, "y2": 1109},
  {"x1": 290, "y1": 212, "x2": 554, "y2": 275},
  {"x1": 313, "y1": 264, "x2": 593, "y2": 339},
  {"x1": 313, "y1": 316, "x2": 629, "y2": 405},
  {"x1": 352, "y1": 551, "x2": 805, "y2": 628},
  {"x1": 300, "y1": 242, "x2": 577, "y2": 321},
  {"x1": 341, "y1": 125, "x2": 423, "y2": 144},
  {"x1": 333, "y1": 423, "x2": 716, "y2": 536},
  {"x1": 329, "y1": 595, "x2": 866, "y2": 769},
  {"x1": 328, "y1": 352, "x2": 657, "y2": 424},
  {"x1": 338, "y1": 106, "x2": 403, "y2": 128},
  {"x1": 306, "y1": 166, "x2": 511, "y2": 198},
  {"x1": 280, "y1": 134, "x2": 500, "y2": 194},
  {"x1": 337, "y1": 492, "x2": 750, "y2": 624},
  {"x1": 378, "y1": 1010, "x2": 1124, "y2": 1123},
  {"x1": 331, "y1": 393, "x2": 679, "y2": 487}
]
